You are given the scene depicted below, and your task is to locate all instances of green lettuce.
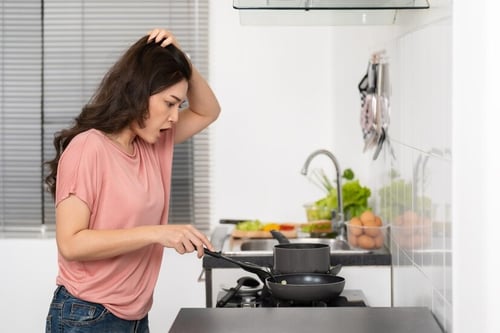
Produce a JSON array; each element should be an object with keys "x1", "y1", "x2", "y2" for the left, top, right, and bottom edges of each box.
[{"x1": 311, "y1": 169, "x2": 371, "y2": 220}]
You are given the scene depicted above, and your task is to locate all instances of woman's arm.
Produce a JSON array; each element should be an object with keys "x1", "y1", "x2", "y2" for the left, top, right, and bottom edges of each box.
[
  {"x1": 174, "y1": 65, "x2": 221, "y2": 143},
  {"x1": 56, "y1": 195, "x2": 214, "y2": 261},
  {"x1": 148, "y1": 28, "x2": 221, "y2": 144}
]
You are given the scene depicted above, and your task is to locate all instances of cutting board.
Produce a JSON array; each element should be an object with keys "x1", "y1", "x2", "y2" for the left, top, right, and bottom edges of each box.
[{"x1": 231, "y1": 229, "x2": 297, "y2": 239}]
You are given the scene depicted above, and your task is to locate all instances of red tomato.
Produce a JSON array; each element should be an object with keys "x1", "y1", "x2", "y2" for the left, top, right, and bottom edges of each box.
[{"x1": 279, "y1": 223, "x2": 295, "y2": 231}]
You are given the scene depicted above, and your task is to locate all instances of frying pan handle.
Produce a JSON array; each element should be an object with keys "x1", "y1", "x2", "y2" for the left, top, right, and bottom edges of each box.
[
  {"x1": 204, "y1": 248, "x2": 275, "y2": 283},
  {"x1": 203, "y1": 248, "x2": 224, "y2": 258}
]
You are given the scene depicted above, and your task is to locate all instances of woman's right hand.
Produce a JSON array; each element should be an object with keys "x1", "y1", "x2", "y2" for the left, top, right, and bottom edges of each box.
[{"x1": 157, "y1": 224, "x2": 215, "y2": 258}]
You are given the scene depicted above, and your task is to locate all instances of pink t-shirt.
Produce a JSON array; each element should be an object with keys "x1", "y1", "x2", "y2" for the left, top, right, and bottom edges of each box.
[{"x1": 55, "y1": 128, "x2": 174, "y2": 320}]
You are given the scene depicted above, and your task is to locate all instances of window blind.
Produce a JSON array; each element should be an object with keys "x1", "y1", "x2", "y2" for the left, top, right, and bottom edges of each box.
[
  {"x1": 0, "y1": 0, "x2": 43, "y2": 231},
  {"x1": 1, "y1": 0, "x2": 211, "y2": 233}
]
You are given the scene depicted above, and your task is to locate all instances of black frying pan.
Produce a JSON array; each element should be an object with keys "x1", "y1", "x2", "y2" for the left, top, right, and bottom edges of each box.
[
  {"x1": 204, "y1": 249, "x2": 345, "y2": 302},
  {"x1": 266, "y1": 273, "x2": 345, "y2": 302}
]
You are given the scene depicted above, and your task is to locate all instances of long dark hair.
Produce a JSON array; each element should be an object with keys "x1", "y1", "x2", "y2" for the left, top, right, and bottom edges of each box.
[{"x1": 44, "y1": 35, "x2": 192, "y2": 198}]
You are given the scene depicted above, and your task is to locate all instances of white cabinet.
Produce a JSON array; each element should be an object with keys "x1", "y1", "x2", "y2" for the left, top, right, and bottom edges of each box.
[{"x1": 339, "y1": 266, "x2": 391, "y2": 306}]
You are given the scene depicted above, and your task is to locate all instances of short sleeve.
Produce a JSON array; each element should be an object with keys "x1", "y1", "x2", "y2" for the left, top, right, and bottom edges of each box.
[{"x1": 55, "y1": 133, "x2": 102, "y2": 211}]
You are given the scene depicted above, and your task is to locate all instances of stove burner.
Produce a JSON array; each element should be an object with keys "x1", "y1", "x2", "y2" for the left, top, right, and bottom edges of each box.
[
  {"x1": 240, "y1": 295, "x2": 258, "y2": 308},
  {"x1": 222, "y1": 284, "x2": 262, "y2": 297},
  {"x1": 273, "y1": 296, "x2": 366, "y2": 307},
  {"x1": 217, "y1": 286, "x2": 368, "y2": 308}
]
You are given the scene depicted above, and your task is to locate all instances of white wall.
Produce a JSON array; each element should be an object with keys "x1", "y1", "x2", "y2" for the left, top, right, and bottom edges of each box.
[
  {"x1": 210, "y1": 0, "x2": 395, "y2": 224},
  {"x1": 453, "y1": 1, "x2": 500, "y2": 333},
  {"x1": 0, "y1": 239, "x2": 58, "y2": 332},
  {"x1": 373, "y1": 11, "x2": 453, "y2": 332},
  {"x1": 0, "y1": 238, "x2": 205, "y2": 331}
]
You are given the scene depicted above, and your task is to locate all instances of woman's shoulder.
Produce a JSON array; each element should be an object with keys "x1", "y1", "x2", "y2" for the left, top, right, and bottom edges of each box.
[
  {"x1": 70, "y1": 129, "x2": 106, "y2": 147},
  {"x1": 75, "y1": 128, "x2": 104, "y2": 140},
  {"x1": 63, "y1": 129, "x2": 108, "y2": 159}
]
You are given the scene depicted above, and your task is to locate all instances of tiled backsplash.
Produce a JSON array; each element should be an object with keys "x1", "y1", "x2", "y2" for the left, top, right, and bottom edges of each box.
[{"x1": 372, "y1": 17, "x2": 452, "y2": 332}]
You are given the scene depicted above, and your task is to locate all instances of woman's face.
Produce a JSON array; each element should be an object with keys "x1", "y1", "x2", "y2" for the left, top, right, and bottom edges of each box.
[{"x1": 132, "y1": 79, "x2": 188, "y2": 143}]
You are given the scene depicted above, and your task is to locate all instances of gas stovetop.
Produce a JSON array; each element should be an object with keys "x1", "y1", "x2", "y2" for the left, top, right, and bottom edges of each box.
[{"x1": 216, "y1": 287, "x2": 368, "y2": 308}]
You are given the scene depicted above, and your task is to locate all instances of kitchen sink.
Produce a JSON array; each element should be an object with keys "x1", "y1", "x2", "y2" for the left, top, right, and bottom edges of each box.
[
  {"x1": 241, "y1": 238, "x2": 350, "y2": 251},
  {"x1": 222, "y1": 237, "x2": 370, "y2": 255}
]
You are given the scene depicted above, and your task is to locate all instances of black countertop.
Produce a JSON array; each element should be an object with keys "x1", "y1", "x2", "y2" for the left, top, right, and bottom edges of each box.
[
  {"x1": 168, "y1": 307, "x2": 443, "y2": 333},
  {"x1": 203, "y1": 250, "x2": 391, "y2": 269}
]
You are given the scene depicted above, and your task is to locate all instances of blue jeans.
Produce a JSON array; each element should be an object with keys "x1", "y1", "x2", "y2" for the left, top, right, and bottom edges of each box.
[{"x1": 46, "y1": 285, "x2": 149, "y2": 333}]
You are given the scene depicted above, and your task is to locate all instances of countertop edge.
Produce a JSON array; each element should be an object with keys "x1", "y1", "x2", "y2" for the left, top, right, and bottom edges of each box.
[{"x1": 203, "y1": 251, "x2": 391, "y2": 269}]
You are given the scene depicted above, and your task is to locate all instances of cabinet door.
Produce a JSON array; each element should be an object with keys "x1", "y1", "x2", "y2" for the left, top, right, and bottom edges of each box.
[{"x1": 340, "y1": 266, "x2": 391, "y2": 306}]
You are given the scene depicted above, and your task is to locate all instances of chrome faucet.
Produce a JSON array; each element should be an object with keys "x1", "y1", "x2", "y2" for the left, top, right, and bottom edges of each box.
[{"x1": 301, "y1": 149, "x2": 345, "y2": 238}]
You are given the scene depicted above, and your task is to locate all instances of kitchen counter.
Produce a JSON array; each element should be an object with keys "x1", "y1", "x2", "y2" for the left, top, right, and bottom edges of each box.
[{"x1": 168, "y1": 307, "x2": 443, "y2": 333}]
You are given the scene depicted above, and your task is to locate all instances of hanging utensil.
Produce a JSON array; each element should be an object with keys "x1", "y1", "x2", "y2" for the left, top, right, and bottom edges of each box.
[
  {"x1": 377, "y1": 62, "x2": 396, "y2": 160},
  {"x1": 360, "y1": 57, "x2": 381, "y2": 153},
  {"x1": 360, "y1": 94, "x2": 376, "y2": 150},
  {"x1": 358, "y1": 50, "x2": 394, "y2": 160},
  {"x1": 373, "y1": 127, "x2": 386, "y2": 160}
]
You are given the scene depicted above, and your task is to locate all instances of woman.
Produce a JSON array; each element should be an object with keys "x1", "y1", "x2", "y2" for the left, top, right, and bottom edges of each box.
[{"x1": 44, "y1": 28, "x2": 220, "y2": 332}]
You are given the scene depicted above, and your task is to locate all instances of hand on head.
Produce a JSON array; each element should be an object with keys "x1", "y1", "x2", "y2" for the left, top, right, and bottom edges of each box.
[{"x1": 147, "y1": 28, "x2": 181, "y2": 49}]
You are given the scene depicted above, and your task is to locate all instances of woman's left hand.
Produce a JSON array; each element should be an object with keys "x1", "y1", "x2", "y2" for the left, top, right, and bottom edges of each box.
[
  {"x1": 146, "y1": 28, "x2": 221, "y2": 145},
  {"x1": 147, "y1": 28, "x2": 181, "y2": 49}
]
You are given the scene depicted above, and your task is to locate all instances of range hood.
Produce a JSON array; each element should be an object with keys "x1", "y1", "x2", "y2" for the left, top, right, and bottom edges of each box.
[
  {"x1": 233, "y1": 0, "x2": 430, "y2": 26},
  {"x1": 233, "y1": 0, "x2": 430, "y2": 10}
]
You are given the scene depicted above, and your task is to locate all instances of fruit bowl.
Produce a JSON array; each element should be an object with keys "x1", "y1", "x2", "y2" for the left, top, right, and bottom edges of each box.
[
  {"x1": 346, "y1": 211, "x2": 388, "y2": 250},
  {"x1": 347, "y1": 223, "x2": 388, "y2": 250},
  {"x1": 303, "y1": 203, "x2": 331, "y2": 221}
]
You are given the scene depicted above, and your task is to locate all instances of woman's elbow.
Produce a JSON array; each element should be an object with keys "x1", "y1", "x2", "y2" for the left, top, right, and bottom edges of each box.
[{"x1": 57, "y1": 238, "x2": 80, "y2": 261}]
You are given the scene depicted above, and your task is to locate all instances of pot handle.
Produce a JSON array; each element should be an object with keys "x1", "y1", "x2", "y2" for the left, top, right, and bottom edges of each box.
[
  {"x1": 270, "y1": 230, "x2": 291, "y2": 244},
  {"x1": 329, "y1": 264, "x2": 342, "y2": 276}
]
